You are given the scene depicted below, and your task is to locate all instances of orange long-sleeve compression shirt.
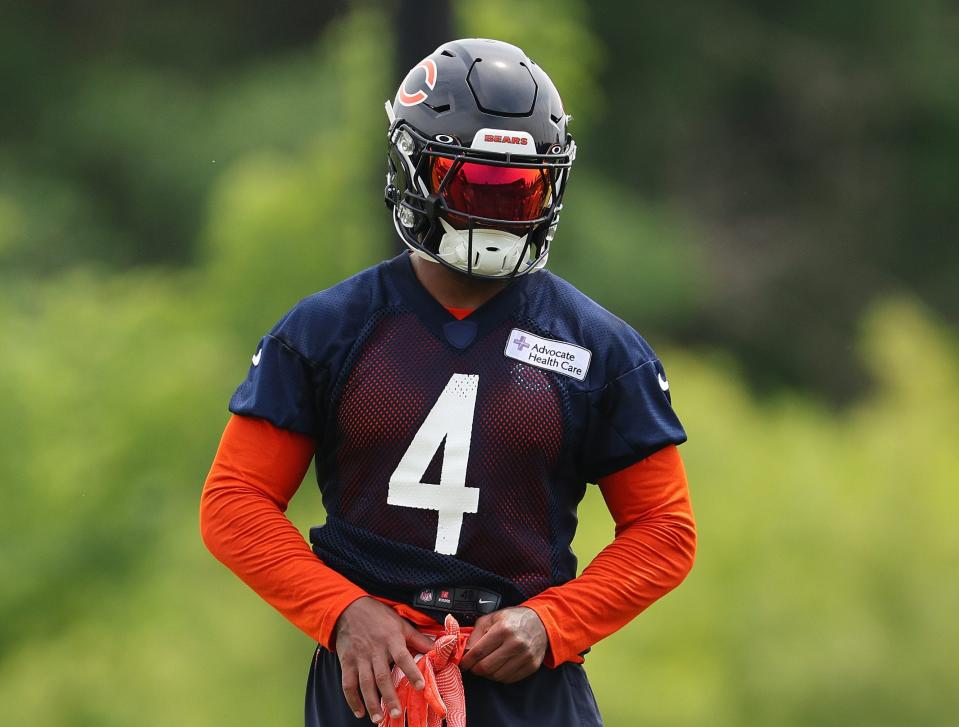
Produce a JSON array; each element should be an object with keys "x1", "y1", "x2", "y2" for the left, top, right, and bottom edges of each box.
[{"x1": 199, "y1": 413, "x2": 696, "y2": 666}]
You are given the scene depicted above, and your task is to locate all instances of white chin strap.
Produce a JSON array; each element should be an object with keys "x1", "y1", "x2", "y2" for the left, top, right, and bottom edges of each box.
[{"x1": 421, "y1": 218, "x2": 539, "y2": 277}]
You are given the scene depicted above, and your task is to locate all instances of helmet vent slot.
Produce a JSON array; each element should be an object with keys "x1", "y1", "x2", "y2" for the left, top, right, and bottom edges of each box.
[
  {"x1": 441, "y1": 49, "x2": 456, "y2": 57},
  {"x1": 425, "y1": 103, "x2": 451, "y2": 113}
]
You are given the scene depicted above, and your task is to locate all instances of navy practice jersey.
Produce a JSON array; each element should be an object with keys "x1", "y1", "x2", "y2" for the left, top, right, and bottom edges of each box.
[{"x1": 229, "y1": 253, "x2": 686, "y2": 608}]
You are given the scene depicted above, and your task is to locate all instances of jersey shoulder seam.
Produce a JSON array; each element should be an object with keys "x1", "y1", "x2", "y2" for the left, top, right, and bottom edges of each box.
[
  {"x1": 578, "y1": 358, "x2": 657, "y2": 395},
  {"x1": 264, "y1": 332, "x2": 320, "y2": 370}
]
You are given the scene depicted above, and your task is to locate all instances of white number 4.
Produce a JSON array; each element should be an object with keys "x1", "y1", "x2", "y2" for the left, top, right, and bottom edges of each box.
[{"x1": 387, "y1": 373, "x2": 480, "y2": 555}]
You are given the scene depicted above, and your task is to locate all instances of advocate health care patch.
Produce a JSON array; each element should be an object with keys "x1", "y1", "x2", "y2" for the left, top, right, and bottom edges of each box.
[{"x1": 504, "y1": 329, "x2": 592, "y2": 381}]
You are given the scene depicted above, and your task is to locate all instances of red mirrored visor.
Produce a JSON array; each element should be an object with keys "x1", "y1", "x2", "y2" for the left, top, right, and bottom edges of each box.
[{"x1": 430, "y1": 157, "x2": 550, "y2": 229}]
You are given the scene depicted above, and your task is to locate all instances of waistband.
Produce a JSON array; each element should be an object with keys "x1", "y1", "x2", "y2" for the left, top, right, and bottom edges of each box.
[{"x1": 411, "y1": 585, "x2": 502, "y2": 627}]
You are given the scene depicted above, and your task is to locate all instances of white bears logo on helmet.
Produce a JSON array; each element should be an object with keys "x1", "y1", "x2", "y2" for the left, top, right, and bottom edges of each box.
[{"x1": 470, "y1": 129, "x2": 537, "y2": 156}]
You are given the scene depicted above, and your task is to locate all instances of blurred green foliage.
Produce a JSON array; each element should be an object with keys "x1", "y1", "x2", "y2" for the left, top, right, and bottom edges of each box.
[
  {"x1": 1, "y1": 1, "x2": 957, "y2": 725},
  {"x1": 588, "y1": 0, "x2": 959, "y2": 394}
]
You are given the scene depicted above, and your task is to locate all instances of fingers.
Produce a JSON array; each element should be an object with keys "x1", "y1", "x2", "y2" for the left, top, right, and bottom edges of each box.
[
  {"x1": 345, "y1": 651, "x2": 412, "y2": 724},
  {"x1": 391, "y1": 643, "x2": 425, "y2": 691},
  {"x1": 460, "y1": 621, "x2": 506, "y2": 671},
  {"x1": 487, "y1": 652, "x2": 538, "y2": 684},
  {"x1": 340, "y1": 662, "x2": 366, "y2": 719},
  {"x1": 467, "y1": 637, "x2": 517, "y2": 679},
  {"x1": 403, "y1": 622, "x2": 435, "y2": 655},
  {"x1": 357, "y1": 662, "x2": 384, "y2": 723},
  {"x1": 464, "y1": 613, "x2": 493, "y2": 651},
  {"x1": 372, "y1": 653, "x2": 402, "y2": 722}
]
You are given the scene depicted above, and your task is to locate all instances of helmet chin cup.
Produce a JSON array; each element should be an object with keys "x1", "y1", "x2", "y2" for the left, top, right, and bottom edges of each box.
[{"x1": 438, "y1": 218, "x2": 532, "y2": 278}]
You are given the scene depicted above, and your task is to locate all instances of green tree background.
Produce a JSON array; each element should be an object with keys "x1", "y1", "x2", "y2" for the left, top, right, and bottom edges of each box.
[{"x1": 1, "y1": 2, "x2": 956, "y2": 725}]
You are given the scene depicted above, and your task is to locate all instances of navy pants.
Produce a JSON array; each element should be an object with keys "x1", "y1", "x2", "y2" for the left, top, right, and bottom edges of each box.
[{"x1": 305, "y1": 645, "x2": 603, "y2": 726}]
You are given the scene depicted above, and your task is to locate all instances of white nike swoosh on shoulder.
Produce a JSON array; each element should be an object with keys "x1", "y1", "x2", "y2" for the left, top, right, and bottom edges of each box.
[
  {"x1": 657, "y1": 373, "x2": 669, "y2": 391},
  {"x1": 252, "y1": 349, "x2": 262, "y2": 366}
]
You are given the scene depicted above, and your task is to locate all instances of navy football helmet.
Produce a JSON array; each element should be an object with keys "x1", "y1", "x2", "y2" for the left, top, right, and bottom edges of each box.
[{"x1": 385, "y1": 38, "x2": 576, "y2": 279}]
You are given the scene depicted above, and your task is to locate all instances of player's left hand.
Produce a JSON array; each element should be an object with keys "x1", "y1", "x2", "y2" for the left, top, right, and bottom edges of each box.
[{"x1": 459, "y1": 606, "x2": 548, "y2": 683}]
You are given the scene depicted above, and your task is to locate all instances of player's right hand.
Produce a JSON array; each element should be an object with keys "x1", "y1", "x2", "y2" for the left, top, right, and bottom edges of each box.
[{"x1": 333, "y1": 596, "x2": 434, "y2": 723}]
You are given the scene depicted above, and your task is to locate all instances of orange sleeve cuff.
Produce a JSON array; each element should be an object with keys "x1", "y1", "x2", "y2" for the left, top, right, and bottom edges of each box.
[
  {"x1": 199, "y1": 414, "x2": 369, "y2": 648},
  {"x1": 524, "y1": 599, "x2": 583, "y2": 667},
  {"x1": 523, "y1": 445, "x2": 696, "y2": 667}
]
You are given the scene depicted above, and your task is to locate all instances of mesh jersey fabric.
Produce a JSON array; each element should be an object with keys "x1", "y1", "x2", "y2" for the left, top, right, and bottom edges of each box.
[{"x1": 229, "y1": 253, "x2": 686, "y2": 609}]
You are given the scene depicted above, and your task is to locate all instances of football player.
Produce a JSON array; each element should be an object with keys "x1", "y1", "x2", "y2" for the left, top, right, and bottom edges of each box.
[{"x1": 201, "y1": 38, "x2": 696, "y2": 726}]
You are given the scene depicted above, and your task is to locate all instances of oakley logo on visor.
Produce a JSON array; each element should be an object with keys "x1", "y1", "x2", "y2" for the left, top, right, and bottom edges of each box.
[{"x1": 470, "y1": 128, "x2": 537, "y2": 156}]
